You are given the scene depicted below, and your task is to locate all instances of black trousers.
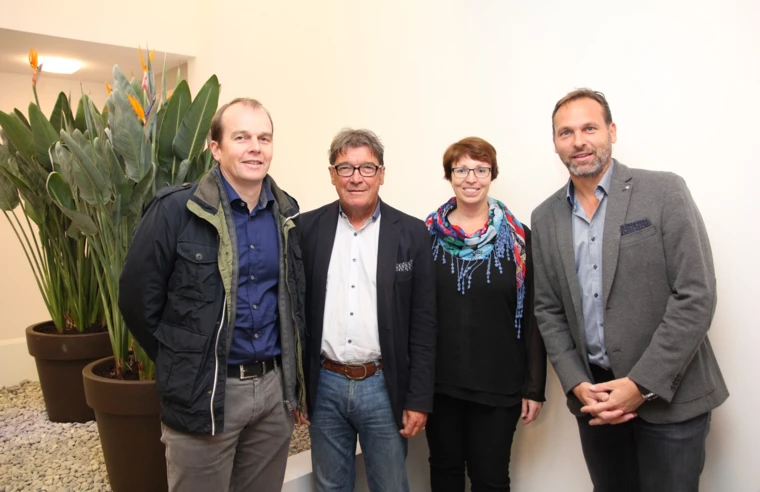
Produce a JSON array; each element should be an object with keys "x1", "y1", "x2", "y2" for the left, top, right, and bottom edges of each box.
[
  {"x1": 426, "y1": 393, "x2": 522, "y2": 492},
  {"x1": 577, "y1": 365, "x2": 712, "y2": 492}
]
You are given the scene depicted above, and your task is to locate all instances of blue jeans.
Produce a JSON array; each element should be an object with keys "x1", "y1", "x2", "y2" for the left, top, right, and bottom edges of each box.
[{"x1": 309, "y1": 366, "x2": 409, "y2": 492}]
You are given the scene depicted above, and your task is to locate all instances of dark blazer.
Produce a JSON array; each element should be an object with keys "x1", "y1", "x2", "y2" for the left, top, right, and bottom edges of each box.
[
  {"x1": 531, "y1": 161, "x2": 728, "y2": 424},
  {"x1": 300, "y1": 199, "x2": 437, "y2": 428}
]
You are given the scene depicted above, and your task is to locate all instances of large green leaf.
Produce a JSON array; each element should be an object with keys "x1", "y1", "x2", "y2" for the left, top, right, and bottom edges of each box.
[
  {"x1": 29, "y1": 103, "x2": 59, "y2": 171},
  {"x1": 112, "y1": 66, "x2": 140, "y2": 101},
  {"x1": 157, "y1": 80, "x2": 191, "y2": 175},
  {"x1": 161, "y1": 54, "x2": 167, "y2": 105},
  {"x1": 129, "y1": 162, "x2": 155, "y2": 217},
  {"x1": 172, "y1": 75, "x2": 219, "y2": 161},
  {"x1": 61, "y1": 130, "x2": 109, "y2": 206},
  {"x1": 0, "y1": 169, "x2": 19, "y2": 210},
  {"x1": 176, "y1": 158, "x2": 191, "y2": 185},
  {"x1": 74, "y1": 99, "x2": 87, "y2": 134},
  {"x1": 52, "y1": 142, "x2": 77, "y2": 190},
  {"x1": 0, "y1": 111, "x2": 35, "y2": 164},
  {"x1": 72, "y1": 130, "x2": 98, "y2": 177},
  {"x1": 47, "y1": 173, "x2": 98, "y2": 236},
  {"x1": 50, "y1": 92, "x2": 74, "y2": 133},
  {"x1": 82, "y1": 94, "x2": 106, "y2": 139},
  {"x1": 13, "y1": 109, "x2": 30, "y2": 129},
  {"x1": 154, "y1": 166, "x2": 171, "y2": 191},
  {"x1": 46, "y1": 171, "x2": 75, "y2": 210},
  {"x1": 130, "y1": 79, "x2": 146, "y2": 107},
  {"x1": 101, "y1": 137, "x2": 127, "y2": 189},
  {"x1": 108, "y1": 91, "x2": 150, "y2": 182}
]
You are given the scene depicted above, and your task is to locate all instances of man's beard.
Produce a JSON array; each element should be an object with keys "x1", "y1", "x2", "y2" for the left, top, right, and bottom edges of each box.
[{"x1": 564, "y1": 145, "x2": 611, "y2": 178}]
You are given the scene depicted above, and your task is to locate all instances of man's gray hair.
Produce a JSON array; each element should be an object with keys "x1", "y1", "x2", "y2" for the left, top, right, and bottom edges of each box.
[{"x1": 328, "y1": 128, "x2": 384, "y2": 166}]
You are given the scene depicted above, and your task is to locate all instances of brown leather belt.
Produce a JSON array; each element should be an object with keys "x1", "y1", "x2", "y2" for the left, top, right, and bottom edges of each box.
[{"x1": 322, "y1": 358, "x2": 383, "y2": 380}]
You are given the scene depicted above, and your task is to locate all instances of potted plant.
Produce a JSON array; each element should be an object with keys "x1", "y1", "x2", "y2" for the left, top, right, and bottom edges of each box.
[
  {"x1": 48, "y1": 48, "x2": 220, "y2": 492},
  {"x1": 0, "y1": 48, "x2": 110, "y2": 423}
]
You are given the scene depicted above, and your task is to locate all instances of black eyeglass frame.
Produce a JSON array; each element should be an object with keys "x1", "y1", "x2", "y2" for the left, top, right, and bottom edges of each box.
[{"x1": 331, "y1": 163, "x2": 384, "y2": 177}]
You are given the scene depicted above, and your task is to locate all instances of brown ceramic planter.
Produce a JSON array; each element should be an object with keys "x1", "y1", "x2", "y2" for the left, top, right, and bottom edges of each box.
[
  {"x1": 25, "y1": 321, "x2": 111, "y2": 422},
  {"x1": 82, "y1": 356, "x2": 167, "y2": 492}
]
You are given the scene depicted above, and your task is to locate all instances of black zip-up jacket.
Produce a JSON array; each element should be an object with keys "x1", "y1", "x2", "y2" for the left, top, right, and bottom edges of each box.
[{"x1": 119, "y1": 167, "x2": 306, "y2": 435}]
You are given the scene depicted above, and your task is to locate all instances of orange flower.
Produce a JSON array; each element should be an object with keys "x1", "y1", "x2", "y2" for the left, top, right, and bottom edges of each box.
[
  {"x1": 126, "y1": 93, "x2": 146, "y2": 123},
  {"x1": 28, "y1": 47, "x2": 42, "y2": 86},
  {"x1": 28, "y1": 48, "x2": 39, "y2": 70},
  {"x1": 138, "y1": 46, "x2": 155, "y2": 73},
  {"x1": 105, "y1": 82, "x2": 112, "y2": 95}
]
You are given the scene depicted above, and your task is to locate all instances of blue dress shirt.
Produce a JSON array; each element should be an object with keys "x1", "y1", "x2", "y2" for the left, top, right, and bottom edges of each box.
[
  {"x1": 221, "y1": 175, "x2": 281, "y2": 365},
  {"x1": 567, "y1": 161, "x2": 615, "y2": 370}
]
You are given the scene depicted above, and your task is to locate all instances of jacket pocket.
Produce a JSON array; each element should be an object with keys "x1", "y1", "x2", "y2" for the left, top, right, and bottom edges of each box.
[
  {"x1": 619, "y1": 225, "x2": 658, "y2": 246},
  {"x1": 154, "y1": 320, "x2": 209, "y2": 405},
  {"x1": 173, "y1": 241, "x2": 219, "y2": 302}
]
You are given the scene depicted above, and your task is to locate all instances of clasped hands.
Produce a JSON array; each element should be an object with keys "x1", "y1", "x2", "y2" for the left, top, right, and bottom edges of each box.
[{"x1": 574, "y1": 377, "x2": 645, "y2": 426}]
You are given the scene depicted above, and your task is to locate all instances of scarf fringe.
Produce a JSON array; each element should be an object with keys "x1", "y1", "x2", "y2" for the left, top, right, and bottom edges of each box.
[{"x1": 427, "y1": 197, "x2": 526, "y2": 338}]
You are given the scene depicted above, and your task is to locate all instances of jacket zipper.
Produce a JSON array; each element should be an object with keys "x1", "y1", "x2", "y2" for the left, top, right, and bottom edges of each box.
[{"x1": 210, "y1": 294, "x2": 227, "y2": 435}]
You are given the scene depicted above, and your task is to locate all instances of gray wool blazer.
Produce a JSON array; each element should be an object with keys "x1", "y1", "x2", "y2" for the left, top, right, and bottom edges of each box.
[{"x1": 531, "y1": 160, "x2": 728, "y2": 424}]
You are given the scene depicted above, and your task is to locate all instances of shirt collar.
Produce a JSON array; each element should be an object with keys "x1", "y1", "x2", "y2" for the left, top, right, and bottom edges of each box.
[
  {"x1": 220, "y1": 173, "x2": 273, "y2": 213},
  {"x1": 566, "y1": 159, "x2": 616, "y2": 208},
  {"x1": 339, "y1": 199, "x2": 382, "y2": 225}
]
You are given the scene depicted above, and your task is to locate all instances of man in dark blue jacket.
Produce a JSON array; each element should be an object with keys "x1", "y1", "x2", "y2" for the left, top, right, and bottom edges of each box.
[{"x1": 119, "y1": 98, "x2": 306, "y2": 492}]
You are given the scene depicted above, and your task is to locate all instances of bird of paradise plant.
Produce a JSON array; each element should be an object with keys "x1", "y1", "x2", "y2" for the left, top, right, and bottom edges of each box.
[
  {"x1": 0, "y1": 51, "x2": 102, "y2": 334},
  {"x1": 45, "y1": 46, "x2": 220, "y2": 379}
]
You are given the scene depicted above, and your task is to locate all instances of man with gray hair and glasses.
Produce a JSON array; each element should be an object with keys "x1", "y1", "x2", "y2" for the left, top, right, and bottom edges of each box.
[{"x1": 297, "y1": 128, "x2": 437, "y2": 491}]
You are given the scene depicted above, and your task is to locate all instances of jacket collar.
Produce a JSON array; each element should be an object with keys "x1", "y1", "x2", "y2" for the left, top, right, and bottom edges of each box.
[{"x1": 191, "y1": 165, "x2": 300, "y2": 218}]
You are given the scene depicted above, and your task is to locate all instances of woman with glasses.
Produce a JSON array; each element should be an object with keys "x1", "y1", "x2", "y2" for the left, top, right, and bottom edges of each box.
[{"x1": 424, "y1": 137, "x2": 546, "y2": 492}]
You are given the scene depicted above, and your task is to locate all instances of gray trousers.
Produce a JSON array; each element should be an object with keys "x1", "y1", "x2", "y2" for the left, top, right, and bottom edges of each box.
[{"x1": 160, "y1": 367, "x2": 294, "y2": 492}]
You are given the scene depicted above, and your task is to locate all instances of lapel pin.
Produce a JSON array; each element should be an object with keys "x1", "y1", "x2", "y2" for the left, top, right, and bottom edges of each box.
[{"x1": 624, "y1": 185, "x2": 630, "y2": 191}]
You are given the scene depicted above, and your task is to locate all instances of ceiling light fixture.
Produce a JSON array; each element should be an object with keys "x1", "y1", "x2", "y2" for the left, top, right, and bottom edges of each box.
[{"x1": 30, "y1": 56, "x2": 83, "y2": 74}]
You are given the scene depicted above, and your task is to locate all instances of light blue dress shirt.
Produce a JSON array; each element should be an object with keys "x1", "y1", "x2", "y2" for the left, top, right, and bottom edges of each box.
[{"x1": 566, "y1": 161, "x2": 615, "y2": 370}]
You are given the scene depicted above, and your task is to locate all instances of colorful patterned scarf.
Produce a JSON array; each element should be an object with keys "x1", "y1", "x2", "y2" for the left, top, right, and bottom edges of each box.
[{"x1": 425, "y1": 196, "x2": 527, "y2": 337}]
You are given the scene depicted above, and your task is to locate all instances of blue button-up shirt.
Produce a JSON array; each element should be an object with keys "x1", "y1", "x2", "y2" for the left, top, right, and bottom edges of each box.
[
  {"x1": 221, "y1": 175, "x2": 281, "y2": 365},
  {"x1": 567, "y1": 161, "x2": 615, "y2": 370}
]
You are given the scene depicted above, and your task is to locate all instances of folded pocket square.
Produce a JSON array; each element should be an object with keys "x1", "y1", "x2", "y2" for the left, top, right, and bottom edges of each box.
[
  {"x1": 396, "y1": 260, "x2": 414, "y2": 272},
  {"x1": 620, "y1": 218, "x2": 652, "y2": 236}
]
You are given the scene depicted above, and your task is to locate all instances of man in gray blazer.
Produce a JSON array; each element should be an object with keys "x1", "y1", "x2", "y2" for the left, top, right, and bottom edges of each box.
[{"x1": 531, "y1": 88, "x2": 728, "y2": 492}]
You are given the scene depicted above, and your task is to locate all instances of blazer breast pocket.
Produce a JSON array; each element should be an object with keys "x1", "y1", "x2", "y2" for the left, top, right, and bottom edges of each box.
[
  {"x1": 395, "y1": 260, "x2": 414, "y2": 281},
  {"x1": 619, "y1": 220, "x2": 658, "y2": 246}
]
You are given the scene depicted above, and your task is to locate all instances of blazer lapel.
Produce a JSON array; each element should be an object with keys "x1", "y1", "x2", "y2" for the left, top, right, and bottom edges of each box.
[
  {"x1": 601, "y1": 161, "x2": 633, "y2": 308},
  {"x1": 312, "y1": 201, "x2": 340, "y2": 344},
  {"x1": 376, "y1": 200, "x2": 399, "y2": 333},
  {"x1": 553, "y1": 191, "x2": 585, "y2": 343}
]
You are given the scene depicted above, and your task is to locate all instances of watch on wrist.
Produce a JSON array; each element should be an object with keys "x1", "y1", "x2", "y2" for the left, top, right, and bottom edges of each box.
[{"x1": 635, "y1": 383, "x2": 658, "y2": 401}]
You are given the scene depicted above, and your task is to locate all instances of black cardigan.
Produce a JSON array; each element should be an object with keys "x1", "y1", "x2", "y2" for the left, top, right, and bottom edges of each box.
[{"x1": 432, "y1": 226, "x2": 547, "y2": 407}]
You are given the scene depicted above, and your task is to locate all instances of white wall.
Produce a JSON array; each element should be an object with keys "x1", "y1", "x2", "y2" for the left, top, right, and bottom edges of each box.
[
  {"x1": 186, "y1": 1, "x2": 758, "y2": 490},
  {"x1": 2, "y1": 0, "x2": 757, "y2": 489},
  {"x1": 0, "y1": 0, "x2": 198, "y2": 56}
]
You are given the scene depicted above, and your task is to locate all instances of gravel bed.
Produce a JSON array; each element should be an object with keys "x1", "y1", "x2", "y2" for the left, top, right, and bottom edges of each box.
[{"x1": 1, "y1": 381, "x2": 310, "y2": 491}]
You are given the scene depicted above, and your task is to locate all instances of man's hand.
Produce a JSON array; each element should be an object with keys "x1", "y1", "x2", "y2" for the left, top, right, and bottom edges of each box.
[
  {"x1": 572, "y1": 381, "x2": 610, "y2": 407},
  {"x1": 521, "y1": 399, "x2": 543, "y2": 425},
  {"x1": 399, "y1": 409, "x2": 427, "y2": 438},
  {"x1": 294, "y1": 409, "x2": 310, "y2": 427},
  {"x1": 581, "y1": 377, "x2": 643, "y2": 426}
]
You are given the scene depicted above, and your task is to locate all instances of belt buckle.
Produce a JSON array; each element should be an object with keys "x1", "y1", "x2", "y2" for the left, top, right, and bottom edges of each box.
[
  {"x1": 239, "y1": 362, "x2": 265, "y2": 380},
  {"x1": 344, "y1": 363, "x2": 369, "y2": 381}
]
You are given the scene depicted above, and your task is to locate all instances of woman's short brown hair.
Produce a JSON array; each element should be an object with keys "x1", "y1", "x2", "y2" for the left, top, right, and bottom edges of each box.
[{"x1": 442, "y1": 137, "x2": 498, "y2": 181}]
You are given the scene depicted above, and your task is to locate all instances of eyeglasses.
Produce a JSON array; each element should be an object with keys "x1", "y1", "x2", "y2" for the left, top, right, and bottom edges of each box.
[
  {"x1": 332, "y1": 163, "x2": 383, "y2": 177},
  {"x1": 451, "y1": 167, "x2": 492, "y2": 179}
]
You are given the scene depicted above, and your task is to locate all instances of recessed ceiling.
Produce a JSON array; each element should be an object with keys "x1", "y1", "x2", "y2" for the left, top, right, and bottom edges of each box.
[{"x1": 0, "y1": 28, "x2": 192, "y2": 83}]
